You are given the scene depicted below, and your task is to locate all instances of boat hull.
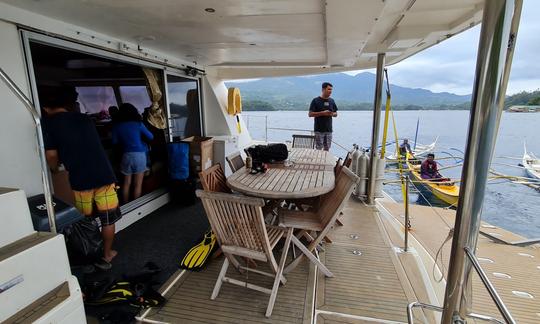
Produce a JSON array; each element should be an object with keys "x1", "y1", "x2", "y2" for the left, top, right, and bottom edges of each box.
[{"x1": 407, "y1": 161, "x2": 459, "y2": 206}]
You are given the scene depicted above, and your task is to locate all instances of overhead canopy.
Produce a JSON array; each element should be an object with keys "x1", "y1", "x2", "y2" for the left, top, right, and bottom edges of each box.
[{"x1": 1, "y1": 0, "x2": 484, "y2": 79}]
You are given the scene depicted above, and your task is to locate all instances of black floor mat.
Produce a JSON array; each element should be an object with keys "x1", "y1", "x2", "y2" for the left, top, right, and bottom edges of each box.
[{"x1": 82, "y1": 200, "x2": 209, "y2": 322}]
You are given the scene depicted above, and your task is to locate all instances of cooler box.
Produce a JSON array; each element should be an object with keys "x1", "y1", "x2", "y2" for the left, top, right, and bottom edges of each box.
[
  {"x1": 181, "y1": 136, "x2": 214, "y2": 176},
  {"x1": 27, "y1": 195, "x2": 83, "y2": 232}
]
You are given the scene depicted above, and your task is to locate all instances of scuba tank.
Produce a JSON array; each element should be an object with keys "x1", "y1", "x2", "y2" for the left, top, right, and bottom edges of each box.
[
  {"x1": 350, "y1": 144, "x2": 360, "y2": 174},
  {"x1": 357, "y1": 148, "x2": 369, "y2": 199},
  {"x1": 350, "y1": 145, "x2": 360, "y2": 195}
]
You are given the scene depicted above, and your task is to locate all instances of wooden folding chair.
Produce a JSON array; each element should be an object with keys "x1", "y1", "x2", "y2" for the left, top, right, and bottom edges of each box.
[
  {"x1": 292, "y1": 134, "x2": 316, "y2": 149},
  {"x1": 278, "y1": 166, "x2": 359, "y2": 276},
  {"x1": 196, "y1": 190, "x2": 293, "y2": 317},
  {"x1": 226, "y1": 151, "x2": 245, "y2": 173},
  {"x1": 199, "y1": 164, "x2": 231, "y2": 193}
]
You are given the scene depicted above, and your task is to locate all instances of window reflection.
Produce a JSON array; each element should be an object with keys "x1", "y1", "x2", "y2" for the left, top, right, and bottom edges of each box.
[{"x1": 166, "y1": 75, "x2": 201, "y2": 139}]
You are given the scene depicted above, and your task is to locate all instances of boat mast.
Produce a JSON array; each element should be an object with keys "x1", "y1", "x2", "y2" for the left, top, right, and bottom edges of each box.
[
  {"x1": 441, "y1": 0, "x2": 523, "y2": 323},
  {"x1": 367, "y1": 53, "x2": 385, "y2": 204}
]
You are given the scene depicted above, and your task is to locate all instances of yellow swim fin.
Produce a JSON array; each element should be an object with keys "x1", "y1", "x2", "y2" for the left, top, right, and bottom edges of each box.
[{"x1": 180, "y1": 230, "x2": 217, "y2": 271}]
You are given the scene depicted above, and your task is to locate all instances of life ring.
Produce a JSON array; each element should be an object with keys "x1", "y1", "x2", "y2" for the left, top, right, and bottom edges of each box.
[{"x1": 227, "y1": 87, "x2": 242, "y2": 115}]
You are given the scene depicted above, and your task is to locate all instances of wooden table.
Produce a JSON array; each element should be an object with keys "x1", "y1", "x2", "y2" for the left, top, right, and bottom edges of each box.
[{"x1": 227, "y1": 149, "x2": 336, "y2": 199}]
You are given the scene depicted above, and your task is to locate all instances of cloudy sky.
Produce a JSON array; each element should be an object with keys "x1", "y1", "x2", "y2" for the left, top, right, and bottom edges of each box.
[{"x1": 362, "y1": 0, "x2": 540, "y2": 95}]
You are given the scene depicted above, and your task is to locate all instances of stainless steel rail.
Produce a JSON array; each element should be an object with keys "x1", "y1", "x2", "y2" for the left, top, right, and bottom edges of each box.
[
  {"x1": 404, "y1": 175, "x2": 410, "y2": 252},
  {"x1": 406, "y1": 245, "x2": 516, "y2": 324},
  {"x1": 464, "y1": 247, "x2": 516, "y2": 324},
  {"x1": 407, "y1": 302, "x2": 506, "y2": 324},
  {"x1": 441, "y1": 0, "x2": 522, "y2": 321},
  {"x1": 0, "y1": 68, "x2": 57, "y2": 234},
  {"x1": 367, "y1": 53, "x2": 385, "y2": 204}
]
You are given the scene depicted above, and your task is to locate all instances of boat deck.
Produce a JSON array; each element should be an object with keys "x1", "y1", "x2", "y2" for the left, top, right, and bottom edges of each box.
[
  {"x1": 138, "y1": 198, "x2": 427, "y2": 323},
  {"x1": 378, "y1": 200, "x2": 540, "y2": 323}
]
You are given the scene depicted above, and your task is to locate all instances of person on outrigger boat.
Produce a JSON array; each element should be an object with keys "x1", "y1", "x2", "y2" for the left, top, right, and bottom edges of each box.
[
  {"x1": 399, "y1": 139, "x2": 414, "y2": 158},
  {"x1": 420, "y1": 153, "x2": 450, "y2": 182}
]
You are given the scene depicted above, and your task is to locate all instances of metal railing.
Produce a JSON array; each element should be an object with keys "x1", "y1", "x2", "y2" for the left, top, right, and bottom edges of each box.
[
  {"x1": 403, "y1": 175, "x2": 410, "y2": 252},
  {"x1": 406, "y1": 246, "x2": 516, "y2": 324},
  {"x1": 407, "y1": 302, "x2": 506, "y2": 324},
  {"x1": 244, "y1": 115, "x2": 352, "y2": 153},
  {"x1": 0, "y1": 68, "x2": 57, "y2": 234}
]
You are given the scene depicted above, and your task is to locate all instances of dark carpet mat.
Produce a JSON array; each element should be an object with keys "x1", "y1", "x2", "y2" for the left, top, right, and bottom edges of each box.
[{"x1": 81, "y1": 200, "x2": 209, "y2": 322}]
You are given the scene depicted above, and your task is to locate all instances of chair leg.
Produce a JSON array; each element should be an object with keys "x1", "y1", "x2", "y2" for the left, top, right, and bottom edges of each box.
[
  {"x1": 211, "y1": 258, "x2": 229, "y2": 300},
  {"x1": 285, "y1": 236, "x2": 333, "y2": 278},
  {"x1": 266, "y1": 228, "x2": 293, "y2": 318}
]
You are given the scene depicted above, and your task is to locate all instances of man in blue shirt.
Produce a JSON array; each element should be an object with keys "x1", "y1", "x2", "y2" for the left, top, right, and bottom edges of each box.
[{"x1": 309, "y1": 82, "x2": 338, "y2": 151}]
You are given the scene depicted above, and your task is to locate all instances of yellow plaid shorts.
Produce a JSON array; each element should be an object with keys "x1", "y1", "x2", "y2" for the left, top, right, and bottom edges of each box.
[{"x1": 73, "y1": 183, "x2": 121, "y2": 225}]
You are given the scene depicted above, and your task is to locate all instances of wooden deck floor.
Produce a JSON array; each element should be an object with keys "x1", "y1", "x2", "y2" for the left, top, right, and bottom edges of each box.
[
  {"x1": 379, "y1": 201, "x2": 540, "y2": 324},
  {"x1": 140, "y1": 198, "x2": 423, "y2": 323}
]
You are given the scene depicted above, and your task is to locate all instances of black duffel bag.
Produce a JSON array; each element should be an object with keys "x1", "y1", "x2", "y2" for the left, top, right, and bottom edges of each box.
[
  {"x1": 63, "y1": 217, "x2": 103, "y2": 265},
  {"x1": 245, "y1": 143, "x2": 288, "y2": 163}
]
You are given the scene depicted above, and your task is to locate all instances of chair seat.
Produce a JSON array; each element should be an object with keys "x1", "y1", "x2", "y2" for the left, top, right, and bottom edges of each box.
[{"x1": 278, "y1": 210, "x2": 323, "y2": 231}]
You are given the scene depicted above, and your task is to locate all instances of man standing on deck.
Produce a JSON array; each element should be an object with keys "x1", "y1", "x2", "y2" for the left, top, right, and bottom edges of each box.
[
  {"x1": 40, "y1": 86, "x2": 121, "y2": 270},
  {"x1": 309, "y1": 82, "x2": 338, "y2": 151}
]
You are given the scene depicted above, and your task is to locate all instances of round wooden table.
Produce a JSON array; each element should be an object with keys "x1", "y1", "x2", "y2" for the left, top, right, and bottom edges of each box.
[{"x1": 227, "y1": 149, "x2": 336, "y2": 200}]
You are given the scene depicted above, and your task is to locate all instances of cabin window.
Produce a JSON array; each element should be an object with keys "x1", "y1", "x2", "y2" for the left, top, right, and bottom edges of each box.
[
  {"x1": 119, "y1": 86, "x2": 152, "y2": 114},
  {"x1": 166, "y1": 75, "x2": 201, "y2": 139},
  {"x1": 76, "y1": 86, "x2": 118, "y2": 115}
]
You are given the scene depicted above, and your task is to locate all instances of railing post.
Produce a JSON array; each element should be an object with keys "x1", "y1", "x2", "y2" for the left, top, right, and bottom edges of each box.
[
  {"x1": 265, "y1": 115, "x2": 268, "y2": 142},
  {"x1": 441, "y1": 1, "x2": 522, "y2": 322},
  {"x1": 367, "y1": 53, "x2": 386, "y2": 204},
  {"x1": 0, "y1": 68, "x2": 57, "y2": 234},
  {"x1": 404, "y1": 175, "x2": 410, "y2": 252}
]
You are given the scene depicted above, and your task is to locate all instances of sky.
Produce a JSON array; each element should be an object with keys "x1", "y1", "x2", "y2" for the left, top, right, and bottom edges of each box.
[{"x1": 348, "y1": 0, "x2": 540, "y2": 95}]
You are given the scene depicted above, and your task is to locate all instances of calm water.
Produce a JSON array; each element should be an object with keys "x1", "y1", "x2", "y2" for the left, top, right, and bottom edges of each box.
[{"x1": 245, "y1": 110, "x2": 540, "y2": 238}]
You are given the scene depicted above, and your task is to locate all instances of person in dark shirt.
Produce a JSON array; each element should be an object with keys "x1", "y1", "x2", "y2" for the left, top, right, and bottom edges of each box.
[
  {"x1": 112, "y1": 103, "x2": 154, "y2": 203},
  {"x1": 40, "y1": 86, "x2": 121, "y2": 268},
  {"x1": 309, "y1": 82, "x2": 338, "y2": 151},
  {"x1": 399, "y1": 139, "x2": 414, "y2": 157}
]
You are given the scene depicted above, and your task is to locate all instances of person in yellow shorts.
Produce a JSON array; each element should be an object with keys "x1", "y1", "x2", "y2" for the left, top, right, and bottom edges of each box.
[{"x1": 40, "y1": 86, "x2": 121, "y2": 270}]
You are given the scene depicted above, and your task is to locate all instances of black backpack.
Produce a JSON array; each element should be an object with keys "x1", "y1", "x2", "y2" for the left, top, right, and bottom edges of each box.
[{"x1": 245, "y1": 143, "x2": 288, "y2": 163}]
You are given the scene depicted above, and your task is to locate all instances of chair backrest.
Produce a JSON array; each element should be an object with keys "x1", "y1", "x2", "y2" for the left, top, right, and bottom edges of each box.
[
  {"x1": 343, "y1": 152, "x2": 352, "y2": 168},
  {"x1": 318, "y1": 166, "x2": 359, "y2": 228},
  {"x1": 196, "y1": 190, "x2": 275, "y2": 263},
  {"x1": 198, "y1": 164, "x2": 231, "y2": 193},
  {"x1": 292, "y1": 134, "x2": 315, "y2": 149},
  {"x1": 334, "y1": 157, "x2": 343, "y2": 177},
  {"x1": 226, "y1": 151, "x2": 245, "y2": 173}
]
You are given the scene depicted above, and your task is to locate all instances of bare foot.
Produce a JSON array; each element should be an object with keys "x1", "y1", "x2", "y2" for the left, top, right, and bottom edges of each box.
[{"x1": 103, "y1": 250, "x2": 117, "y2": 263}]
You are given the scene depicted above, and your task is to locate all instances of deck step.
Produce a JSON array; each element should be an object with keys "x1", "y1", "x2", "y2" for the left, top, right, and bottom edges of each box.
[
  {"x1": 5, "y1": 281, "x2": 70, "y2": 323},
  {"x1": 0, "y1": 188, "x2": 35, "y2": 247},
  {"x1": 0, "y1": 233, "x2": 73, "y2": 322}
]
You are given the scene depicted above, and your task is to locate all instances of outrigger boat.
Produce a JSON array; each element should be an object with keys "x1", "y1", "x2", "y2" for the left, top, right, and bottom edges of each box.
[
  {"x1": 523, "y1": 144, "x2": 540, "y2": 180},
  {"x1": 386, "y1": 137, "x2": 438, "y2": 163},
  {"x1": 406, "y1": 158, "x2": 460, "y2": 206}
]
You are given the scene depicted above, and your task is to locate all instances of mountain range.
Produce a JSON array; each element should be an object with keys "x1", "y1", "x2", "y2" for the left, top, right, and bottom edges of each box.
[{"x1": 226, "y1": 72, "x2": 472, "y2": 110}]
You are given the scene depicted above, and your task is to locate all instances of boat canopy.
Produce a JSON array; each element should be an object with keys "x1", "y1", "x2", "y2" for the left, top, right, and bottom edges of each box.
[{"x1": 0, "y1": 0, "x2": 484, "y2": 79}]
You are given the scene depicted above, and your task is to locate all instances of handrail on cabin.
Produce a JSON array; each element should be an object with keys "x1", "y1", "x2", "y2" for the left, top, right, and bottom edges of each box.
[{"x1": 0, "y1": 68, "x2": 57, "y2": 234}]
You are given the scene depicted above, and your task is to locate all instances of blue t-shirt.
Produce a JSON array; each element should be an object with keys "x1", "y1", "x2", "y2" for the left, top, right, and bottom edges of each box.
[
  {"x1": 112, "y1": 121, "x2": 154, "y2": 153},
  {"x1": 42, "y1": 112, "x2": 116, "y2": 191}
]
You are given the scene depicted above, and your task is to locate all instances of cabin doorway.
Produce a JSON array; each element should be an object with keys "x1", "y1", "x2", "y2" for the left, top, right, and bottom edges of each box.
[{"x1": 25, "y1": 40, "x2": 202, "y2": 214}]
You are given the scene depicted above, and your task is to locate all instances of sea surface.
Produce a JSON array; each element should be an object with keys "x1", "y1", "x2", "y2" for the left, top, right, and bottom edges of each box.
[{"x1": 244, "y1": 110, "x2": 540, "y2": 238}]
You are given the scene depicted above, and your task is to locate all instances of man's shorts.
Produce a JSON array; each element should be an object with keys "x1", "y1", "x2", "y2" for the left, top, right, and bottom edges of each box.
[
  {"x1": 315, "y1": 132, "x2": 333, "y2": 151},
  {"x1": 73, "y1": 183, "x2": 122, "y2": 226},
  {"x1": 120, "y1": 152, "x2": 148, "y2": 175}
]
